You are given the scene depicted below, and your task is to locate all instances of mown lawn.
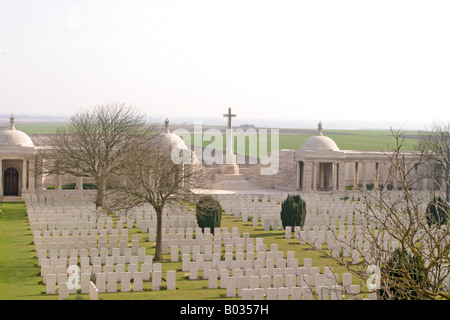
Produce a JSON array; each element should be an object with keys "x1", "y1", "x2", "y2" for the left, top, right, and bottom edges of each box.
[{"x1": 0, "y1": 203, "x2": 48, "y2": 299}]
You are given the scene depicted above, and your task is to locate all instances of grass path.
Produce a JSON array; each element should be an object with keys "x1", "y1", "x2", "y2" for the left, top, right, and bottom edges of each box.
[{"x1": 0, "y1": 203, "x2": 47, "y2": 299}]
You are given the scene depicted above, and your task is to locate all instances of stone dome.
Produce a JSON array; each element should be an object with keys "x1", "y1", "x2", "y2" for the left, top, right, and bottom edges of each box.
[
  {"x1": 153, "y1": 118, "x2": 199, "y2": 164},
  {"x1": 299, "y1": 121, "x2": 339, "y2": 151},
  {"x1": 299, "y1": 135, "x2": 339, "y2": 151},
  {"x1": 0, "y1": 115, "x2": 34, "y2": 148}
]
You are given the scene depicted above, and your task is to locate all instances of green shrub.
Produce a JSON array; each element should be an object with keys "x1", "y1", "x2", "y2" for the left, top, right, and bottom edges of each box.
[
  {"x1": 379, "y1": 248, "x2": 427, "y2": 300},
  {"x1": 366, "y1": 183, "x2": 374, "y2": 190},
  {"x1": 280, "y1": 194, "x2": 307, "y2": 230},
  {"x1": 345, "y1": 186, "x2": 354, "y2": 190},
  {"x1": 83, "y1": 183, "x2": 97, "y2": 190},
  {"x1": 195, "y1": 195, "x2": 222, "y2": 235},
  {"x1": 426, "y1": 196, "x2": 449, "y2": 227}
]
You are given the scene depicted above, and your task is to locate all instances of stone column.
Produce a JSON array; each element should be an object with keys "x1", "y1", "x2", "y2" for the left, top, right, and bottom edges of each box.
[
  {"x1": 374, "y1": 162, "x2": 379, "y2": 189},
  {"x1": 353, "y1": 162, "x2": 359, "y2": 188},
  {"x1": 296, "y1": 161, "x2": 301, "y2": 190},
  {"x1": 22, "y1": 159, "x2": 28, "y2": 194},
  {"x1": 338, "y1": 161, "x2": 346, "y2": 192},
  {"x1": 35, "y1": 157, "x2": 43, "y2": 191},
  {"x1": 331, "y1": 162, "x2": 336, "y2": 191},
  {"x1": 313, "y1": 162, "x2": 318, "y2": 192},
  {"x1": 28, "y1": 157, "x2": 36, "y2": 192},
  {"x1": 304, "y1": 161, "x2": 313, "y2": 192},
  {"x1": 413, "y1": 164, "x2": 419, "y2": 191},
  {"x1": 421, "y1": 164, "x2": 428, "y2": 191},
  {"x1": 361, "y1": 161, "x2": 366, "y2": 189}
]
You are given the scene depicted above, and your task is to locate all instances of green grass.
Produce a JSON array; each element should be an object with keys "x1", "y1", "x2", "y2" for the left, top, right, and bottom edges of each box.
[
  {"x1": 0, "y1": 203, "x2": 48, "y2": 299},
  {"x1": 0, "y1": 202, "x2": 363, "y2": 300}
]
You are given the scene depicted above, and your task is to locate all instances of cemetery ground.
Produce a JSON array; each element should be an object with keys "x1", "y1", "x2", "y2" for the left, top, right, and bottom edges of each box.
[{"x1": 0, "y1": 201, "x2": 360, "y2": 300}]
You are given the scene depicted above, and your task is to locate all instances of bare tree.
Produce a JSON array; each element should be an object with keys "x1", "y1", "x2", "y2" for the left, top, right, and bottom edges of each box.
[
  {"x1": 302, "y1": 130, "x2": 450, "y2": 300},
  {"x1": 418, "y1": 120, "x2": 450, "y2": 202},
  {"x1": 105, "y1": 135, "x2": 209, "y2": 261},
  {"x1": 38, "y1": 103, "x2": 155, "y2": 209}
]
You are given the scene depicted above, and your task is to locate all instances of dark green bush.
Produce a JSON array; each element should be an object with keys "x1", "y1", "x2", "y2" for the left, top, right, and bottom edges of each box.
[
  {"x1": 280, "y1": 194, "x2": 307, "y2": 230},
  {"x1": 379, "y1": 248, "x2": 427, "y2": 300},
  {"x1": 196, "y1": 195, "x2": 222, "y2": 234},
  {"x1": 426, "y1": 196, "x2": 449, "y2": 227}
]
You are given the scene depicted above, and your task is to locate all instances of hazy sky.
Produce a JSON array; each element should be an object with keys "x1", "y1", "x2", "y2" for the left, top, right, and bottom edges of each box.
[{"x1": 0, "y1": 0, "x2": 449, "y2": 129}]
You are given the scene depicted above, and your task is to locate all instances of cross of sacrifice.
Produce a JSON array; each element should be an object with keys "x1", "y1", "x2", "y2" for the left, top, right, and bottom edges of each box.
[
  {"x1": 223, "y1": 107, "x2": 236, "y2": 164},
  {"x1": 223, "y1": 107, "x2": 236, "y2": 130}
]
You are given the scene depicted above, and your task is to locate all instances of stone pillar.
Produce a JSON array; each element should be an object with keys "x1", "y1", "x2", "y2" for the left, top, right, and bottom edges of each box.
[
  {"x1": 421, "y1": 164, "x2": 428, "y2": 191},
  {"x1": 338, "y1": 161, "x2": 346, "y2": 192},
  {"x1": 353, "y1": 162, "x2": 359, "y2": 188},
  {"x1": 332, "y1": 162, "x2": 337, "y2": 192},
  {"x1": 304, "y1": 161, "x2": 313, "y2": 192},
  {"x1": 296, "y1": 161, "x2": 301, "y2": 190},
  {"x1": 35, "y1": 157, "x2": 43, "y2": 191},
  {"x1": 22, "y1": 159, "x2": 28, "y2": 194},
  {"x1": 28, "y1": 157, "x2": 36, "y2": 192},
  {"x1": 413, "y1": 164, "x2": 419, "y2": 191},
  {"x1": 361, "y1": 161, "x2": 366, "y2": 189},
  {"x1": 373, "y1": 162, "x2": 379, "y2": 189},
  {"x1": 313, "y1": 162, "x2": 318, "y2": 192}
]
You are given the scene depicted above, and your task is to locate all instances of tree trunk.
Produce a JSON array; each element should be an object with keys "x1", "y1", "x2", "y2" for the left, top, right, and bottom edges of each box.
[
  {"x1": 154, "y1": 205, "x2": 163, "y2": 261},
  {"x1": 96, "y1": 178, "x2": 106, "y2": 209}
]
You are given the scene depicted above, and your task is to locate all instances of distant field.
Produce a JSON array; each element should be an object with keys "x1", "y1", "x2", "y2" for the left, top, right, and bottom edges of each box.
[
  {"x1": 190, "y1": 130, "x2": 420, "y2": 158},
  {"x1": 4, "y1": 123, "x2": 420, "y2": 154},
  {"x1": 2, "y1": 123, "x2": 68, "y2": 134}
]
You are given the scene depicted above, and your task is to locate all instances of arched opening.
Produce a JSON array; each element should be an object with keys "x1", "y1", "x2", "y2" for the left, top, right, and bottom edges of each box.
[{"x1": 4, "y1": 167, "x2": 19, "y2": 196}]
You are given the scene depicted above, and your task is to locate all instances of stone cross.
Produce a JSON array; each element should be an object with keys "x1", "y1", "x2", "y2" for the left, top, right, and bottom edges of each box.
[
  {"x1": 223, "y1": 107, "x2": 236, "y2": 130},
  {"x1": 223, "y1": 108, "x2": 236, "y2": 163}
]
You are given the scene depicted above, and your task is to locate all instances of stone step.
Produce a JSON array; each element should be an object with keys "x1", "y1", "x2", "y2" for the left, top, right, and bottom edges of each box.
[
  {"x1": 214, "y1": 174, "x2": 247, "y2": 181},
  {"x1": 213, "y1": 179, "x2": 268, "y2": 190}
]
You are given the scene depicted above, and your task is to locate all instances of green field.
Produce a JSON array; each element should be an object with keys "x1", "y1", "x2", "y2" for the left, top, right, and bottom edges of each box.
[
  {"x1": 191, "y1": 130, "x2": 419, "y2": 158},
  {"x1": 3, "y1": 122, "x2": 420, "y2": 154}
]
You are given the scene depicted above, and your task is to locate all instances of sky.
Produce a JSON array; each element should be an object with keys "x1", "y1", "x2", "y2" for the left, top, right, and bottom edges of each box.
[{"x1": 0, "y1": 0, "x2": 449, "y2": 130}]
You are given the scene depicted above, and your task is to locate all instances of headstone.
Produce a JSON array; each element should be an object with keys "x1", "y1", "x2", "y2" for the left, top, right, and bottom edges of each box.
[
  {"x1": 96, "y1": 273, "x2": 106, "y2": 293},
  {"x1": 330, "y1": 285, "x2": 342, "y2": 300},
  {"x1": 133, "y1": 272, "x2": 143, "y2": 292},
  {"x1": 253, "y1": 288, "x2": 264, "y2": 300},
  {"x1": 266, "y1": 287, "x2": 277, "y2": 300},
  {"x1": 58, "y1": 281, "x2": 69, "y2": 300},
  {"x1": 278, "y1": 287, "x2": 289, "y2": 300},
  {"x1": 152, "y1": 271, "x2": 162, "y2": 291},
  {"x1": 46, "y1": 274, "x2": 56, "y2": 294},
  {"x1": 208, "y1": 269, "x2": 218, "y2": 289},
  {"x1": 189, "y1": 262, "x2": 198, "y2": 280},
  {"x1": 81, "y1": 273, "x2": 90, "y2": 294},
  {"x1": 226, "y1": 277, "x2": 237, "y2": 298},
  {"x1": 107, "y1": 272, "x2": 117, "y2": 293},
  {"x1": 241, "y1": 288, "x2": 253, "y2": 300}
]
